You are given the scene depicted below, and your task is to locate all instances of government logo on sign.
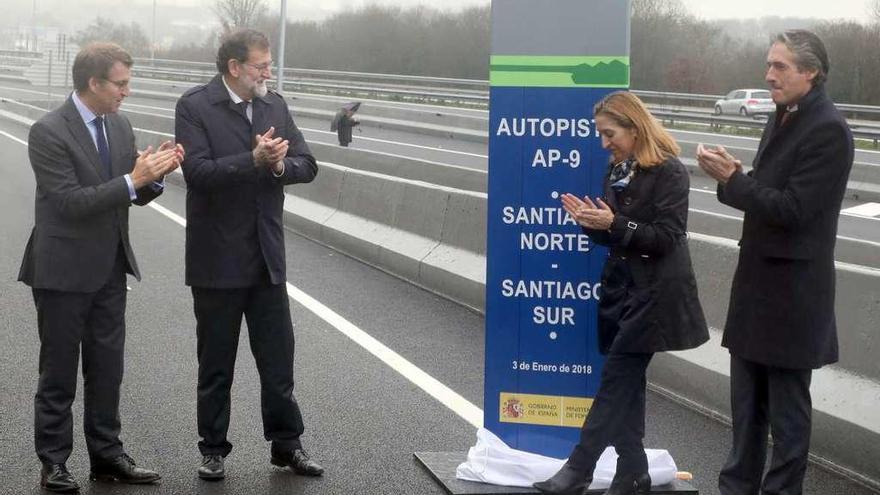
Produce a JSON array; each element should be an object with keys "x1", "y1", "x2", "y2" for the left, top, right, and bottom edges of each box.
[{"x1": 501, "y1": 398, "x2": 524, "y2": 419}]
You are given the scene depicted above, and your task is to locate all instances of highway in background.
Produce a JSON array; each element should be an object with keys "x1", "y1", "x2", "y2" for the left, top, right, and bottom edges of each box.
[{"x1": 2, "y1": 79, "x2": 876, "y2": 269}]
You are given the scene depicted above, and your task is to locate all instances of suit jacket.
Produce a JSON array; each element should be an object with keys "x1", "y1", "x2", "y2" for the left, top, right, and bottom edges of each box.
[
  {"x1": 717, "y1": 85, "x2": 854, "y2": 369},
  {"x1": 175, "y1": 75, "x2": 318, "y2": 288},
  {"x1": 584, "y1": 157, "x2": 709, "y2": 354},
  {"x1": 18, "y1": 96, "x2": 161, "y2": 293}
]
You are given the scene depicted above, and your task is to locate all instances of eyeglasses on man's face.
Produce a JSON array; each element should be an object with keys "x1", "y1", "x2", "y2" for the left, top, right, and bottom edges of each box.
[
  {"x1": 102, "y1": 78, "x2": 130, "y2": 90},
  {"x1": 241, "y1": 60, "x2": 273, "y2": 73}
]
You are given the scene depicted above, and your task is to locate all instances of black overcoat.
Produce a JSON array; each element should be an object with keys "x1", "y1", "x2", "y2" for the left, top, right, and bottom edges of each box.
[
  {"x1": 175, "y1": 75, "x2": 318, "y2": 288},
  {"x1": 717, "y1": 85, "x2": 854, "y2": 369},
  {"x1": 585, "y1": 157, "x2": 709, "y2": 354}
]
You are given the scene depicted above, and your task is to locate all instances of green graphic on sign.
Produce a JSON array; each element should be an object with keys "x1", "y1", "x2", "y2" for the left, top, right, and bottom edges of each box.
[{"x1": 490, "y1": 56, "x2": 630, "y2": 88}]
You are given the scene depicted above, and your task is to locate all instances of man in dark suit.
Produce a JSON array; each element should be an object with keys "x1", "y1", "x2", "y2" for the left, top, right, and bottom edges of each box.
[
  {"x1": 174, "y1": 29, "x2": 322, "y2": 481},
  {"x1": 19, "y1": 43, "x2": 182, "y2": 492},
  {"x1": 697, "y1": 30, "x2": 854, "y2": 495}
]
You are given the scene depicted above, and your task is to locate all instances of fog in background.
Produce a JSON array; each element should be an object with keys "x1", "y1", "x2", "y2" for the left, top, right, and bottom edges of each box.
[{"x1": 1, "y1": 0, "x2": 875, "y2": 49}]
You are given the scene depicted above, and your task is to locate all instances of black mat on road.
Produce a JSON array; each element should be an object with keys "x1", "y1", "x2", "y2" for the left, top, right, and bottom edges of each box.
[{"x1": 414, "y1": 451, "x2": 699, "y2": 494}]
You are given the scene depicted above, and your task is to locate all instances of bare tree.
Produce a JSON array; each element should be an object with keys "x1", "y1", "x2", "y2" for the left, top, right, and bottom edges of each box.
[
  {"x1": 632, "y1": 0, "x2": 686, "y2": 19},
  {"x1": 213, "y1": 0, "x2": 267, "y2": 31},
  {"x1": 870, "y1": 0, "x2": 880, "y2": 22},
  {"x1": 73, "y1": 18, "x2": 151, "y2": 56}
]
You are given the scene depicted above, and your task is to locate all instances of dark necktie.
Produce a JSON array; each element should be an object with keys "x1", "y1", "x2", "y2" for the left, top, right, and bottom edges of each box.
[
  {"x1": 779, "y1": 110, "x2": 794, "y2": 127},
  {"x1": 238, "y1": 100, "x2": 251, "y2": 124},
  {"x1": 93, "y1": 116, "x2": 112, "y2": 178}
]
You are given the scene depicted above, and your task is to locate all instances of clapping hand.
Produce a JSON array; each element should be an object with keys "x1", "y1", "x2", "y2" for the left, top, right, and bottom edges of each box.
[
  {"x1": 696, "y1": 143, "x2": 742, "y2": 184},
  {"x1": 253, "y1": 126, "x2": 289, "y2": 173},
  {"x1": 158, "y1": 140, "x2": 185, "y2": 164},
  {"x1": 131, "y1": 143, "x2": 181, "y2": 188},
  {"x1": 561, "y1": 193, "x2": 615, "y2": 230}
]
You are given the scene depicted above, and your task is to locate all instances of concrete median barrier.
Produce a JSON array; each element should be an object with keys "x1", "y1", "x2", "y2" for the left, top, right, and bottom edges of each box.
[
  {"x1": 279, "y1": 162, "x2": 486, "y2": 310},
  {"x1": 419, "y1": 190, "x2": 487, "y2": 311},
  {"x1": 287, "y1": 93, "x2": 489, "y2": 132},
  {"x1": 307, "y1": 142, "x2": 486, "y2": 193}
]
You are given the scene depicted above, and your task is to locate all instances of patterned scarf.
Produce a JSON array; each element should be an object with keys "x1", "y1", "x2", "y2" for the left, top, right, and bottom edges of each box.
[{"x1": 609, "y1": 158, "x2": 636, "y2": 191}]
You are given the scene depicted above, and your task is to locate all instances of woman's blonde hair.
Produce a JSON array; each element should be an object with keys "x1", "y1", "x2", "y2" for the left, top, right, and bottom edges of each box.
[{"x1": 593, "y1": 91, "x2": 680, "y2": 167}]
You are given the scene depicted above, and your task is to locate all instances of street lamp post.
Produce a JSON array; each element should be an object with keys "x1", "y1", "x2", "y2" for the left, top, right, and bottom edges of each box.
[
  {"x1": 277, "y1": 0, "x2": 286, "y2": 92},
  {"x1": 32, "y1": 0, "x2": 37, "y2": 51},
  {"x1": 151, "y1": 0, "x2": 157, "y2": 63}
]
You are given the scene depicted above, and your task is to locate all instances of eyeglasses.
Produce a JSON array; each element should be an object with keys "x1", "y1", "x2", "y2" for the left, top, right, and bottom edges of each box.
[
  {"x1": 102, "y1": 78, "x2": 130, "y2": 90},
  {"x1": 241, "y1": 61, "x2": 273, "y2": 73}
]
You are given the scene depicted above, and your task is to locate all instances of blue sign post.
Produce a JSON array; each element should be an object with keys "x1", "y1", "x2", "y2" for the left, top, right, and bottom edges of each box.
[{"x1": 484, "y1": 0, "x2": 631, "y2": 459}]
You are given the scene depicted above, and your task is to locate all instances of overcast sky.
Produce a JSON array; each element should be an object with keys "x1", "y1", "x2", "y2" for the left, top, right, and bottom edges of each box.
[
  {"x1": 140, "y1": 0, "x2": 873, "y2": 21},
  {"x1": 680, "y1": 0, "x2": 871, "y2": 20},
  {"x1": 2, "y1": 0, "x2": 874, "y2": 45}
]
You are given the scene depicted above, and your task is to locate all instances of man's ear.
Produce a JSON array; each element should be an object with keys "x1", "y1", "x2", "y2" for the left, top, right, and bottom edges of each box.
[
  {"x1": 88, "y1": 76, "x2": 100, "y2": 94},
  {"x1": 804, "y1": 68, "x2": 819, "y2": 83},
  {"x1": 227, "y1": 59, "x2": 240, "y2": 78}
]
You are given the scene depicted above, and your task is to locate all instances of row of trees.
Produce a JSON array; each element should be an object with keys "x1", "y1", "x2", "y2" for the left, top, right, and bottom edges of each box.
[
  {"x1": 72, "y1": 0, "x2": 880, "y2": 104},
  {"x1": 629, "y1": 0, "x2": 880, "y2": 105}
]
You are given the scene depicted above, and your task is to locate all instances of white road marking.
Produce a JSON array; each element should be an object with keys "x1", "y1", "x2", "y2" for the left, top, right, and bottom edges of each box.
[
  {"x1": 0, "y1": 129, "x2": 26, "y2": 146},
  {"x1": 842, "y1": 202, "x2": 880, "y2": 217},
  {"x1": 147, "y1": 201, "x2": 484, "y2": 428},
  {"x1": 689, "y1": 207, "x2": 741, "y2": 221},
  {"x1": 286, "y1": 283, "x2": 483, "y2": 428}
]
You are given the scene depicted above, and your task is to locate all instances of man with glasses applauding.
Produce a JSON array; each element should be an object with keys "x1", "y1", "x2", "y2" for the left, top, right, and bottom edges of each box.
[
  {"x1": 19, "y1": 42, "x2": 182, "y2": 492},
  {"x1": 174, "y1": 28, "x2": 322, "y2": 482}
]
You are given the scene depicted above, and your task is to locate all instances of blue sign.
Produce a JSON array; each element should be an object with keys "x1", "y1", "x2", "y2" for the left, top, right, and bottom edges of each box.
[{"x1": 484, "y1": 0, "x2": 631, "y2": 458}]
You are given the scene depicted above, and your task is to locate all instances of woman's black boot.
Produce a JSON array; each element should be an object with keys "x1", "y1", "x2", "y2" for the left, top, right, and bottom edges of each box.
[
  {"x1": 533, "y1": 462, "x2": 592, "y2": 495},
  {"x1": 604, "y1": 472, "x2": 651, "y2": 495}
]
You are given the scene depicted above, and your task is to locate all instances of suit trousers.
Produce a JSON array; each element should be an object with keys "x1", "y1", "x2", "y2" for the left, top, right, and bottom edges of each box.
[
  {"x1": 719, "y1": 355, "x2": 813, "y2": 495},
  {"x1": 192, "y1": 283, "x2": 305, "y2": 457},
  {"x1": 32, "y1": 248, "x2": 127, "y2": 465},
  {"x1": 568, "y1": 352, "x2": 654, "y2": 478}
]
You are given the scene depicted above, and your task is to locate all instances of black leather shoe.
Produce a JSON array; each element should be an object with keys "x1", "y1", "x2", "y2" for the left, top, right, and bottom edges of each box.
[
  {"x1": 40, "y1": 463, "x2": 80, "y2": 493},
  {"x1": 89, "y1": 453, "x2": 160, "y2": 484},
  {"x1": 270, "y1": 448, "x2": 324, "y2": 476},
  {"x1": 605, "y1": 472, "x2": 651, "y2": 495},
  {"x1": 197, "y1": 454, "x2": 225, "y2": 480},
  {"x1": 533, "y1": 462, "x2": 591, "y2": 495}
]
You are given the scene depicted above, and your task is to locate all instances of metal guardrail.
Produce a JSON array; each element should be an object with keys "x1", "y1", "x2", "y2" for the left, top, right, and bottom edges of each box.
[
  {"x1": 131, "y1": 57, "x2": 880, "y2": 118},
  {"x1": 129, "y1": 64, "x2": 490, "y2": 105},
  {"x1": 5, "y1": 50, "x2": 880, "y2": 126},
  {"x1": 132, "y1": 57, "x2": 488, "y2": 90},
  {"x1": 0, "y1": 49, "x2": 42, "y2": 59}
]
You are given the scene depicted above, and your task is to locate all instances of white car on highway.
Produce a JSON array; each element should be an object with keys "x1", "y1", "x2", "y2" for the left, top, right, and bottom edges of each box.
[{"x1": 714, "y1": 89, "x2": 775, "y2": 116}]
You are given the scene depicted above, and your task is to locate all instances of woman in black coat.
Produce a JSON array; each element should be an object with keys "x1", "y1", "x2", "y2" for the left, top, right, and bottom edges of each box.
[{"x1": 534, "y1": 91, "x2": 709, "y2": 495}]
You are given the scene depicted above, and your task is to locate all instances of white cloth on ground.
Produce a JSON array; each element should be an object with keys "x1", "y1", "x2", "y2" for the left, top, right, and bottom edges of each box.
[{"x1": 455, "y1": 428, "x2": 677, "y2": 489}]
